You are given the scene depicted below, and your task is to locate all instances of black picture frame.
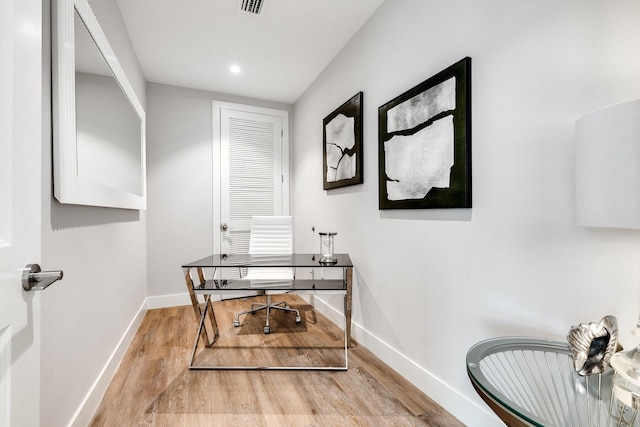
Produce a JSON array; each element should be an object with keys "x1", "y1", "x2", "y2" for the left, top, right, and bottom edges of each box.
[
  {"x1": 378, "y1": 57, "x2": 471, "y2": 209},
  {"x1": 323, "y1": 92, "x2": 363, "y2": 190}
]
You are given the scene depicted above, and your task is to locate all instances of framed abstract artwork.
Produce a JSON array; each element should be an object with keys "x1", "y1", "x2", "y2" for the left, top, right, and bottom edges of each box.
[
  {"x1": 323, "y1": 92, "x2": 363, "y2": 190},
  {"x1": 378, "y1": 57, "x2": 471, "y2": 209}
]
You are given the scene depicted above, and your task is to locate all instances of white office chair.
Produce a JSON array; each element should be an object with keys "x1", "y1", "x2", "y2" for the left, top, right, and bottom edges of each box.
[{"x1": 234, "y1": 215, "x2": 301, "y2": 334}]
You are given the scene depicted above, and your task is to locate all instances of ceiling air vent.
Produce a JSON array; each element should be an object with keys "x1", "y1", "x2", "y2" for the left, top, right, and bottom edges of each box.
[{"x1": 238, "y1": 0, "x2": 266, "y2": 16}]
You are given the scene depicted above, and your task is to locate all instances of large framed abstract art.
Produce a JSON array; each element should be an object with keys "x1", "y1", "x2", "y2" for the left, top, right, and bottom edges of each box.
[
  {"x1": 378, "y1": 57, "x2": 471, "y2": 209},
  {"x1": 323, "y1": 92, "x2": 363, "y2": 190}
]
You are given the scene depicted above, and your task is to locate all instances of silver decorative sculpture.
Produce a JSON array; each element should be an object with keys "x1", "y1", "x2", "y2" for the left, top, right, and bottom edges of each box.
[{"x1": 567, "y1": 315, "x2": 618, "y2": 376}]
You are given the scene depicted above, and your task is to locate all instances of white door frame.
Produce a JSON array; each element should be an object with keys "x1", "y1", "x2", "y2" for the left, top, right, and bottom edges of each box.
[
  {"x1": 0, "y1": 0, "x2": 43, "y2": 425},
  {"x1": 212, "y1": 101, "x2": 290, "y2": 254}
]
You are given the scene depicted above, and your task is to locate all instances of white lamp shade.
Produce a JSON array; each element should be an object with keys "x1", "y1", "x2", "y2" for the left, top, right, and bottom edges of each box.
[{"x1": 576, "y1": 99, "x2": 640, "y2": 228}]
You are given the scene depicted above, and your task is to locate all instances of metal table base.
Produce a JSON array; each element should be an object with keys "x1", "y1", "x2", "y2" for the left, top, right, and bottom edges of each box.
[{"x1": 188, "y1": 293, "x2": 349, "y2": 371}]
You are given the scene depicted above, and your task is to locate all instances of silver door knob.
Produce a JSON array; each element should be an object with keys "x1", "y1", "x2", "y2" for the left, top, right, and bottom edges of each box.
[
  {"x1": 220, "y1": 223, "x2": 228, "y2": 231},
  {"x1": 22, "y1": 264, "x2": 63, "y2": 291}
]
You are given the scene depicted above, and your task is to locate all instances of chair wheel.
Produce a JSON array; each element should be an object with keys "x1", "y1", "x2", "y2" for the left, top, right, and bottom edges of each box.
[
  {"x1": 264, "y1": 326, "x2": 270, "y2": 334},
  {"x1": 295, "y1": 316, "x2": 301, "y2": 324},
  {"x1": 234, "y1": 320, "x2": 240, "y2": 327}
]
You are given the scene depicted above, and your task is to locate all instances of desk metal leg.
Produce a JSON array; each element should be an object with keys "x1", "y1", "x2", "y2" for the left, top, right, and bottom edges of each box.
[
  {"x1": 189, "y1": 294, "x2": 215, "y2": 368},
  {"x1": 343, "y1": 293, "x2": 349, "y2": 368},
  {"x1": 184, "y1": 267, "x2": 218, "y2": 346},
  {"x1": 345, "y1": 266, "x2": 353, "y2": 347}
]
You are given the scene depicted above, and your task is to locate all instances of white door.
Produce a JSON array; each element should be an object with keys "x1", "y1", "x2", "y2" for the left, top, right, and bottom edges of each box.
[
  {"x1": 0, "y1": 0, "x2": 43, "y2": 426},
  {"x1": 212, "y1": 102, "x2": 290, "y2": 255}
]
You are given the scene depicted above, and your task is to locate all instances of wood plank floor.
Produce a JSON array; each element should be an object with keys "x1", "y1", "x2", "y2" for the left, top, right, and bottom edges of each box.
[{"x1": 90, "y1": 295, "x2": 464, "y2": 426}]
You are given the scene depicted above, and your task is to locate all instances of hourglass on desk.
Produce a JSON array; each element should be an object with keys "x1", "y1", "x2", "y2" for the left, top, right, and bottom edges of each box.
[{"x1": 318, "y1": 232, "x2": 337, "y2": 264}]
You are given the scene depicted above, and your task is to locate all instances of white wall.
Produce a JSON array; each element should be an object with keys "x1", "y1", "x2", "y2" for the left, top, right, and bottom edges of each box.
[
  {"x1": 145, "y1": 82, "x2": 293, "y2": 303},
  {"x1": 292, "y1": 0, "x2": 640, "y2": 425},
  {"x1": 41, "y1": 0, "x2": 147, "y2": 425}
]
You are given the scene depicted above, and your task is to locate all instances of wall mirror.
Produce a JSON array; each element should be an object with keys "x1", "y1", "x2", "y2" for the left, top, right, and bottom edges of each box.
[{"x1": 53, "y1": 0, "x2": 146, "y2": 210}]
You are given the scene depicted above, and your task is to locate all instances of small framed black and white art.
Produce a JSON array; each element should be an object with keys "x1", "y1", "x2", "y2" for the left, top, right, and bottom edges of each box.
[
  {"x1": 378, "y1": 57, "x2": 471, "y2": 209},
  {"x1": 323, "y1": 92, "x2": 363, "y2": 190}
]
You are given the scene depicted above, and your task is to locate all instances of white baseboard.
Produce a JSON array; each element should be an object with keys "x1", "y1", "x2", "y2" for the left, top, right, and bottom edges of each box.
[
  {"x1": 146, "y1": 292, "x2": 191, "y2": 309},
  {"x1": 67, "y1": 300, "x2": 147, "y2": 427},
  {"x1": 311, "y1": 296, "x2": 502, "y2": 427}
]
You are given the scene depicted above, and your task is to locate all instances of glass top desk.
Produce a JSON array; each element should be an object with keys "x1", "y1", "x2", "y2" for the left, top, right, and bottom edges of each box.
[{"x1": 182, "y1": 253, "x2": 353, "y2": 370}]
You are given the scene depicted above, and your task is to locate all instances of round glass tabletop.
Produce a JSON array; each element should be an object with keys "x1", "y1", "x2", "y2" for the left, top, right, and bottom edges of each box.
[{"x1": 467, "y1": 337, "x2": 637, "y2": 427}]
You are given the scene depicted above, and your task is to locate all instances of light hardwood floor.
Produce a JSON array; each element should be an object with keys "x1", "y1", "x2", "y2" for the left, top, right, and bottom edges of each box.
[{"x1": 90, "y1": 295, "x2": 465, "y2": 426}]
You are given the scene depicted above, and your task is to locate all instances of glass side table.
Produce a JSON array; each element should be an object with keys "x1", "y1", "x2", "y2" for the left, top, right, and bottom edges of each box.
[{"x1": 467, "y1": 337, "x2": 638, "y2": 427}]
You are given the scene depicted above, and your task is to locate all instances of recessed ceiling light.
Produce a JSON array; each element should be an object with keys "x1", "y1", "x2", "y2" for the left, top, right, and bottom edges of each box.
[{"x1": 230, "y1": 65, "x2": 241, "y2": 74}]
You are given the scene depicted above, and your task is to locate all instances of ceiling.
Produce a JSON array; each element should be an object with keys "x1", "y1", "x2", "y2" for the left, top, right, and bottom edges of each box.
[{"x1": 115, "y1": 0, "x2": 385, "y2": 104}]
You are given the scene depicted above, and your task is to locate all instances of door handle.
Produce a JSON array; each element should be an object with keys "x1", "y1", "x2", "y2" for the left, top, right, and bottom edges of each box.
[
  {"x1": 22, "y1": 264, "x2": 64, "y2": 291},
  {"x1": 220, "y1": 223, "x2": 228, "y2": 231}
]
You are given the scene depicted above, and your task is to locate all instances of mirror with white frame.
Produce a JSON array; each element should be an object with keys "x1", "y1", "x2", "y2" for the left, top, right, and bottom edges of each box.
[{"x1": 53, "y1": 0, "x2": 146, "y2": 210}]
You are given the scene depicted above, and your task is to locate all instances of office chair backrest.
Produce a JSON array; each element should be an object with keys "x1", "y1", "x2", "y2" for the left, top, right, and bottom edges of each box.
[{"x1": 248, "y1": 216, "x2": 293, "y2": 255}]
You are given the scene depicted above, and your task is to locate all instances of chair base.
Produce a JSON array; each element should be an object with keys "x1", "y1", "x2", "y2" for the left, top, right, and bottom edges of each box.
[{"x1": 234, "y1": 294, "x2": 301, "y2": 334}]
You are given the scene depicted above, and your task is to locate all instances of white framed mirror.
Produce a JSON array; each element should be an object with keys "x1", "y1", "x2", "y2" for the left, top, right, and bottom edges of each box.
[{"x1": 53, "y1": 0, "x2": 146, "y2": 210}]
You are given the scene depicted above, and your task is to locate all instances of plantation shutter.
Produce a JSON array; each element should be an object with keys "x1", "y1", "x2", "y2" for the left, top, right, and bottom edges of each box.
[{"x1": 220, "y1": 108, "x2": 284, "y2": 255}]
